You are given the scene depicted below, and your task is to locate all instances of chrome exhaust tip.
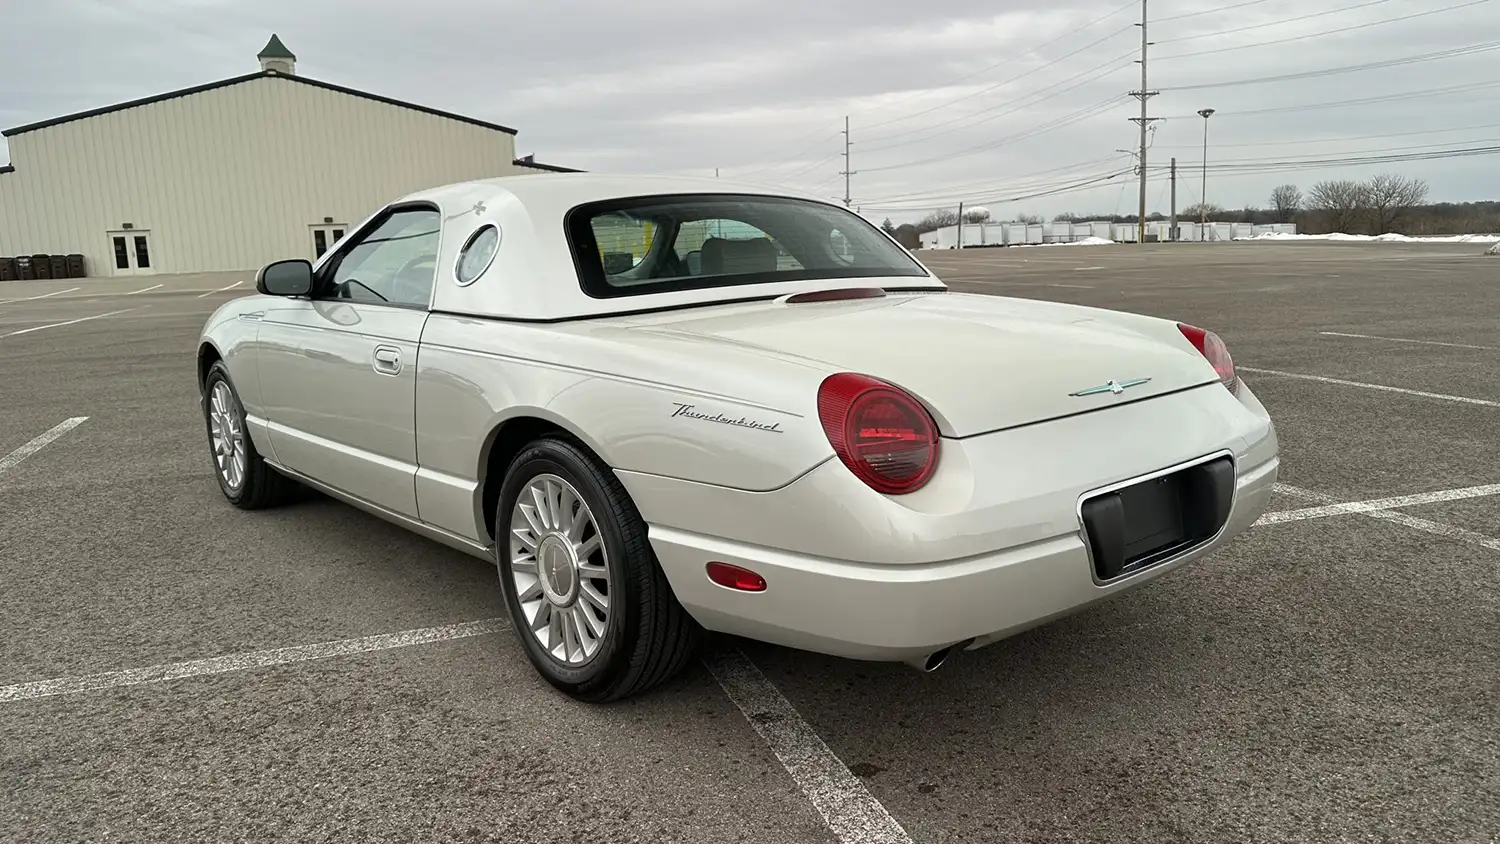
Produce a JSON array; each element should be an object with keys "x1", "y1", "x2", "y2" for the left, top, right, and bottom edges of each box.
[{"x1": 906, "y1": 638, "x2": 974, "y2": 673}]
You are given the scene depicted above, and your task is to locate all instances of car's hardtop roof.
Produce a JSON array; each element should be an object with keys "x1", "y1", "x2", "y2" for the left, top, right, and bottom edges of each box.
[
  {"x1": 401, "y1": 171, "x2": 859, "y2": 218},
  {"x1": 390, "y1": 172, "x2": 943, "y2": 322}
]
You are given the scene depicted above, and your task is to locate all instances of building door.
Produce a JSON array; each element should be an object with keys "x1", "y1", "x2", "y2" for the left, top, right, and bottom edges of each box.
[
  {"x1": 310, "y1": 224, "x2": 347, "y2": 260},
  {"x1": 106, "y1": 230, "x2": 156, "y2": 277}
]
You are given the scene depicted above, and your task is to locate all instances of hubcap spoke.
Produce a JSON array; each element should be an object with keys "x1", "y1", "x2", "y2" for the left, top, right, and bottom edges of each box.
[
  {"x1": 209, "y1": 382, "x2": 246, "y2": 492},
  {"x1": 508, "y1": 473, "x2": 611, "y2": 666}
]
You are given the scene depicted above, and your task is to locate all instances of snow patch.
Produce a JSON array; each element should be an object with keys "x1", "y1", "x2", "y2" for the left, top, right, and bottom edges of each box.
[
  {"x1": 1486, "y1": 241, "x2": 1500, "y2": 255},
  {"x1": 1236, "y1": 231, "x2": 1500, "y2": 243},
  {"x1": 1008, "y1": 236, "x2": 1116, "y2": 249}
]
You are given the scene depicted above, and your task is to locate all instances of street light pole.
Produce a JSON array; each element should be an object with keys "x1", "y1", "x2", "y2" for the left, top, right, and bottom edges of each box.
[{"x1": 1198, "y1": 108, "x2": 1214, "y2": 241}]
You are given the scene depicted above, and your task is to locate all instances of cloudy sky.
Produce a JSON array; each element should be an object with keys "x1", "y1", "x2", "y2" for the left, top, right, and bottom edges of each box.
[{"x1": 2, "y1": 0, "x2": 1494, "y2": 223}]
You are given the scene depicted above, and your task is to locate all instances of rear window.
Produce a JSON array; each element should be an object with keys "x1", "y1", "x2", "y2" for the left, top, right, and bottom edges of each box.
[{"x1": 564, "y1": 193, "x2": 929, "y2": 299}]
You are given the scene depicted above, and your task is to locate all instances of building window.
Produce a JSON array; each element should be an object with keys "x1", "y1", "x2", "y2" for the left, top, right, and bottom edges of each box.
[
  {"x1": 314, "y1": 229, "x2": 328, "y2": 257},
  {"x1": 134, "y1": 236, "x2": 150, "y2": 269},
  {"x1": 113, "y1": 237, "x2": 128, "y2": 270}
]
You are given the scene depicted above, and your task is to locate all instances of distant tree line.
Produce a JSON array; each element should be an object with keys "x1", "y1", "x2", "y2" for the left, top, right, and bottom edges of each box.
[{"x1": 886, "y1": 172, "x2": 1500, "y2": 237}]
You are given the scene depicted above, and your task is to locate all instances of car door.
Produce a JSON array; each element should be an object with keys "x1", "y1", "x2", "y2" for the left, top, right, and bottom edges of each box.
[{"x1": 253, "y1": 203, "x2": 441, "y2": 518}]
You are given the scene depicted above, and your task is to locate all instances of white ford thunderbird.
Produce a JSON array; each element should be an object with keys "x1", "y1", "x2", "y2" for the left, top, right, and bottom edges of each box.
[{"x1": 197, "y1": 173, "x2": 1279, "y2": 701}]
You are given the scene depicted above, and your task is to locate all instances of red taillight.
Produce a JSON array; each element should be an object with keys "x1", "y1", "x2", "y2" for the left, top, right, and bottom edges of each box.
[
  {"x1": 706, "y1": 562, "x2": 766, "y2": 592},
  {"x1": 817, "y1": 372, "x2": 940, "y2": 495},
  {"x1": 1178, "y1": 323, "x2": 1239, "y2": 392}
]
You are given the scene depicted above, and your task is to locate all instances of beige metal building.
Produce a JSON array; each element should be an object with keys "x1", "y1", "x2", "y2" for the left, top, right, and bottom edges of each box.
[{"x1": 0, "y1": 35, "x2": 575, "y2": 278}]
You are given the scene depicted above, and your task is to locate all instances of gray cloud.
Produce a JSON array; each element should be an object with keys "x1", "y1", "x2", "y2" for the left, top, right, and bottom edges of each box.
[{"x1": 3, "y1": 0, "x2": 1494, "y2": 223}]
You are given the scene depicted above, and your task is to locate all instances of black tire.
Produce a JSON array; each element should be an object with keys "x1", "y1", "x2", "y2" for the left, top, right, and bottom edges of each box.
[
  {"x1": 201, "y1": 360, "x2": 296, "y2": 510},
  {"x1": 495, "y1": 435, "x2": 701, "y2": 702}
]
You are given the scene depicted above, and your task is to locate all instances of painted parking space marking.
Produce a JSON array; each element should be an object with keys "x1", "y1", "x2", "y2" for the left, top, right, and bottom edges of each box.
[
  {"x1": 1318, "y1": 331, "x2": 1495, "y2": 350},
  {"x1": 705, "y1": 647, "x2": 914, "y2": 844},
  {"x1": 1, "y1": 307, "x2": 143, "y2": 338},
  {"x1": 1258, "y1": 482, "x2": 1500, "y2": 525},
  {"x1": 1, "y1": 608, "x2": 913, "y2": 844},
  {"x1": 0, "y1": 287, "x2": 80, "y2": 305},
  {"x1": 0, "y1": 417, "x2": 89, "y2": 479},
  {"x1": 196, "y1": 281, "x2": 243, "y2": 298},
  {"x1": 0, "y1": 618, "x2": 507, "y2": 703},
  {"x1": 1273, "y1": 483, "x2": 1500, "y2": 552},
  {"x1": 127, "y1": 283, "x2": 164, "y2": 295},
  {"x1": 1241, "y1": 366, "x2": 1500, "y2": 408}
]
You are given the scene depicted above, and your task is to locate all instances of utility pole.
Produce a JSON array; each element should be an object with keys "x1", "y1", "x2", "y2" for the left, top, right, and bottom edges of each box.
[
  {"x1": 1169, "y1": 157, "x2": 1177, "y2": 241},
  {"x1": 840, "y1": 115, "x2": 856, "y2": 207},
  {"x1": 1128, "y1": 0, "x2": 1160, "y2": 245},
  {"x1": 957, "y1": 201, "x2": 965, "y2": 250}
]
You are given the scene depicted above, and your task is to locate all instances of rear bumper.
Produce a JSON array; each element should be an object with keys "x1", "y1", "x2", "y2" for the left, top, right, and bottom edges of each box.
[{"x1": 648, "y1": 449, "x2": 1277, "y2": 662}]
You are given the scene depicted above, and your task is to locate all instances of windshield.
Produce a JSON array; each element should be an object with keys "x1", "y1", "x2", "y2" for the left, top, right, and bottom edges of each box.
[{"x1": 565, "y1": 193, "x2": 930, "y2": 299}]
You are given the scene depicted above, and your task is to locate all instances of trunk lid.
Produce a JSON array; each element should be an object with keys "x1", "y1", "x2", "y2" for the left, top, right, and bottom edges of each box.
[{"x1": 608, "y1": 290, "x2": 1222, "y2": 437}]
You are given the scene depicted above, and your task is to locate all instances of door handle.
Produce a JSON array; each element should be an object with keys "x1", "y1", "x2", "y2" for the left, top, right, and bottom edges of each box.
[{"x1": 373, "y1": 345, "x2": 402, "y2": 375}]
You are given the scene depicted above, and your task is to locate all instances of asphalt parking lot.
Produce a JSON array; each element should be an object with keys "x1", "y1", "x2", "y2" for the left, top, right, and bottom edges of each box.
[{"x1": 2, "y1": 242, "x2": 1497, "y2": 843}]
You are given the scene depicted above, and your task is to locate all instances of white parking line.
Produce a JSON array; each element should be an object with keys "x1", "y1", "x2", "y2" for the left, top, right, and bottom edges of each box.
[
  {"x1": 1258, "y1": 482, "x2": 1500, "y2": 525},
  {"x1": 1240, "y1": 366, "x2": 1500, "y2": 408},
  {"x1": 1273, "y1": 483, "x2": 1500, "y2": 552},
  {"x1": 0, "y1": 307, "x2": 142, "y2": 338},
  {"x1": 1049, "y1": 283, "x2": 1094, "y2": 289},
  {"x1": 1074, "y1": 266, "x2": 1106, "y2": 271},
  {"x1": 0, "y1": 286, "x2": 80, "y2": 305},
  {"x1": 196, "y1": 280, "x2": 243, "y2": 298},
  {"x1": 0, "y1": 417, "x2": 89, "y2": 479},
  {"x1": 0, "y1": 618, "x2": 506, "y2": 702},
  {"x1": 1318, "y1": 331, "x2": 1495, "y2": 350},
  {"x1": 705, "y1": 647, "x2": 914, "y2": 844},
  {"x1": 127, "y1": 283, "x2": 164, "y2": 295}
]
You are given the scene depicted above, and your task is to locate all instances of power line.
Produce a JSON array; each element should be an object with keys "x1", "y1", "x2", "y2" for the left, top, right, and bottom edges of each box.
[
  {"x1": 1161, "y1": 40, "x2": 1500, "y2": 90},
  {"x1": 1154, "y1": 0, "x2": 1284, "y2": 24},
  {"x1": 853, "y1": 0, "x2": 1139, "y2": 133},
  {"x1": 1152, "y1": 120, "x2": 1500, "y2": 148},
  {"x1": 858, "y1": 170, "x2": 1134, "y2": 212},
  {"x1": 1175, "y1": 143, "x2": 1500, "y2": 174},
  {"x1": 1155, "y1": 0, "x2": 1492, "y2": 60},
  {"x1": 860, "y1": 47, "x2": 1137, "y2": 150},
  {"x1": 858, "y1": 95, "x2": 1124, "y2": 173},
  {"x1": 1160, "y1": 78, "x2": 1500, "y2": 119},
  {"x1": 858, "y1": 155, "x2": 1129, "y2": 203},
  {"x1": 1155, "y1": 0, "x2": 1396, "y2": 44},
  {"x1": 1160, "y1": 135, "x2": 1500, "y2": 167}
]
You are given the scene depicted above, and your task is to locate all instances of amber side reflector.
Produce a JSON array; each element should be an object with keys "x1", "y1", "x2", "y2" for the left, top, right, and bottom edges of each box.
[{"x1": 706, "y1": 562, "x2": 767, "y2": 592}]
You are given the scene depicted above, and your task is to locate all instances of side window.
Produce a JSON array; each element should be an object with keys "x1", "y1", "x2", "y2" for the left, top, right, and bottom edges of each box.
[
  {"x1": 590, "y1": 212, "x2": 660, "y2": 275},
  {"x1": 325, "y1": 208, "x2": 441, "y2": 307}
]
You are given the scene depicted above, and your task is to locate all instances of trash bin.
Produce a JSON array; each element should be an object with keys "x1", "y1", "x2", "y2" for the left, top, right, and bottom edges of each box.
[
  {"x1": 32, "y1": 254, "x2": 52, "y2": 279},
  {"x1": 49, "y1": 255, "x2": 68, "y2": 279},
  {"x1": 0, "y1": 257, "x2": 16, "y2": 281},
  {"x1": 16, "y1": 255, "x2": 35, "y2": 280},
  {"x1": 66, "y1": 254, "x2": 85, "y2": 278}
]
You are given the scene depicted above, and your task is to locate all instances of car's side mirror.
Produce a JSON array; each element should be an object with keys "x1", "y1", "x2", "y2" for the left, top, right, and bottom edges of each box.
[{"x1": 256, "y1": 259, "x2": 314, "y2": 296}]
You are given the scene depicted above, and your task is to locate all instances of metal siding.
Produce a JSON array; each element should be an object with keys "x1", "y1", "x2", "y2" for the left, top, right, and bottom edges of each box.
[{"x1": 0, "y1": 76, "x2": 521, "y2": 275}]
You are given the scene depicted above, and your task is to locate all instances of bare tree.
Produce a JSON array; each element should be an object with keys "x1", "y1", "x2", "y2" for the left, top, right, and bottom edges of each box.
[
  {"x1": 1308, "y1": 179, "x2": 1367, "y2": 233},
  {"x1": 1362, "y1": 173, "x2": 1429, "y2": 234},
  {"x1": 962, "y1": 208, "x2": 992, "y2": 224},
  {"x1": 915, "y1": 209, "x2": 959, "y2": 233},
  {"x1": 1182, "y1": 201, "x2": 1225, "y2": 220},
  {"x1": 1269, "y1": 184, "x2": 1302, "y2": 223},
  {"x1": 1016, "y1": 213, "x2": 1043, "y2": 225}
]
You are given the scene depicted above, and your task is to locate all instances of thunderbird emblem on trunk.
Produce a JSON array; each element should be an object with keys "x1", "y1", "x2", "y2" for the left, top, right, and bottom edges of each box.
[{"x1": 1069, "y1": 377, "x2": 1151, "y2": 397}]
